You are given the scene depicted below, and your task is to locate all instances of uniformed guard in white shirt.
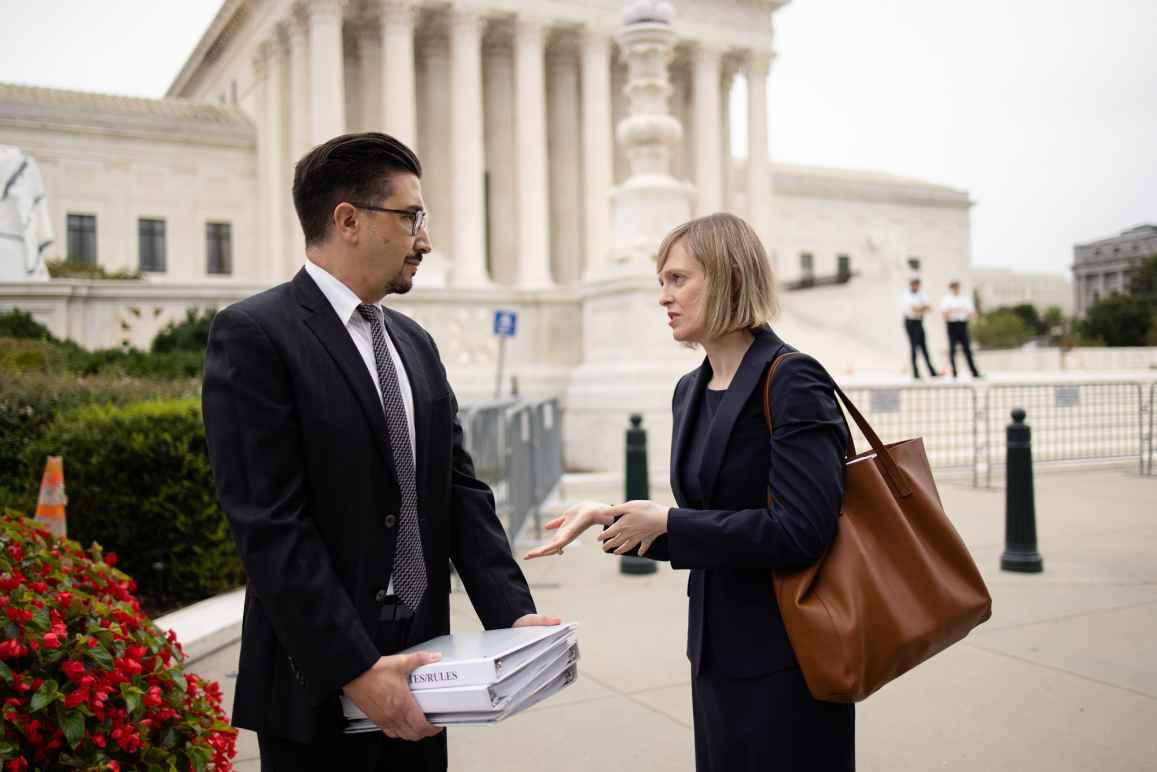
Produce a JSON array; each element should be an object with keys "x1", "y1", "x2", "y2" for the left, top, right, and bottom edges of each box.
[
  {"x1": 901, "y1": 276, "x2": 939, "y2": 379},
  {"x1": 939, "y1": 280, "x2": 983, "y2": 379}
]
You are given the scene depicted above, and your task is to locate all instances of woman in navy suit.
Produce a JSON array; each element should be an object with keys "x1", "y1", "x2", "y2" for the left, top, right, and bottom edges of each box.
[{"x1": 526, "y1": 213, "x2": 855, "y2": 771}]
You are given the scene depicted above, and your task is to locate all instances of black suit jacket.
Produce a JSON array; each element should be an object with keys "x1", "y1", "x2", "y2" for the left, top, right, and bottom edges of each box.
[
  {"x1": 637, "y1": 327, "x2": 848, "y2": 679},
  {"x1": 201, "y1": 269, "x2": 535, "y2": 741}
]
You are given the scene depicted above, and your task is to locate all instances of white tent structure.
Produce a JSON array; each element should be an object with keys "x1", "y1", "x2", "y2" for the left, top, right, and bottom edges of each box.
[{"x1": 0, "y1": 146, "x2": 52, "y2": 281}]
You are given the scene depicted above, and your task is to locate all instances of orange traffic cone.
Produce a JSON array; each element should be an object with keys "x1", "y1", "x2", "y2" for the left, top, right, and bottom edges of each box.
[{"x1": 34, "y1": 456, "x2": 68, "y2": 538}]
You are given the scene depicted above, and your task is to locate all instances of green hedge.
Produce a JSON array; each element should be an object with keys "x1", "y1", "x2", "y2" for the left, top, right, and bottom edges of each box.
[
  {"x1": 12, "y1": 397, "x2": 238, "y2": 615},
  {"x1": 0, "y1": 371, "x2": 199, "y2": 513},
  {"x1": 0, "y1": 337, "x2": 203, "y2": 379}
]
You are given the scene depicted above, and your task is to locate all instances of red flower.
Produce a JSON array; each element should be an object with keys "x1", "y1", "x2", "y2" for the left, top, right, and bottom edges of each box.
[
  {"x1": 103, "y1": 552, "x2": 118, "y2": 567},
  {"x1": 41, "y1": 633, "x2": 61, "y2": 650}
]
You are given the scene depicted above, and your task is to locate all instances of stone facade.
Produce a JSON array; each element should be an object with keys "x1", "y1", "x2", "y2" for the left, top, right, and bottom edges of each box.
[
  {"x1": 972, "y1": 267, "x2": 1073, "y2": 317},
  {"x1": 1072, "y1": 224, "x2": 1157, "y2": 317},
  {"x1": 0, "y1": 0, "x2": 976, "y2": 477}
]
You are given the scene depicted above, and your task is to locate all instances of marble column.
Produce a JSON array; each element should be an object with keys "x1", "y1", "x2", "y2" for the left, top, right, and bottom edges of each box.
[
  {"x1": 745, "y1": 49, "x2": 773, "y2": 251},
  {"x1": 547, "y1": 35, "x2": 583, "y2": 285},
  {"x1": 693, "y1": 43, "x2": 723, "y2": 216},
  {"x1": 357, "y1": 18, "x2": 383, "y2": 132},
  {"x1": 483, "y1": 37, "x2": 517, "y2": 285},
  {"x1": 286, "y1": 9, "x2": 311, "y2": 159},
  {"x1": 380, "y1": 1, "x2": 418, "y2": 150},
  {"x1": 256, "y1": 36, "x2": 288, "y2": 279},
  {"x1": 720, "y1": 58, "x2": 735, "y2": 212},
  {"x1": 306, "y1": 0, "x2": 347, "y2": 145},
  {"x1": 514, "y1": 15, "x2": 553, "y2": 288},
  {"x1": 417, "y1": 31, "x2": 453, "y2": 282},
  {"x1": 252, "y1": 43, "x2": 273, "y2": 278},
  {"x1": 580, "y1": 25, "x2": 613, "y2": 281},
  {"x1": 343, "y1": 31, "x2": 361, "y2": 131},
  {"x1": 448, "y1": 6, "x2": 490, "y2": 287}
]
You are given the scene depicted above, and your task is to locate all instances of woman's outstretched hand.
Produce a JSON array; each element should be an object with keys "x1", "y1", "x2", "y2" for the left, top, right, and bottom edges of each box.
[
  {"x1": 599, "y1": 500, "x2": 670, "y2": 556},
  {"x1": 522, "y1": 501, "x2": 615, "y2": 559}
]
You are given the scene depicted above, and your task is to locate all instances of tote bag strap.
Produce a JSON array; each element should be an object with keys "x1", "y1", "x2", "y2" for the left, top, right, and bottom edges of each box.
[{"x1": 762, "y1": 352, "x2": 913, "y2": 500}]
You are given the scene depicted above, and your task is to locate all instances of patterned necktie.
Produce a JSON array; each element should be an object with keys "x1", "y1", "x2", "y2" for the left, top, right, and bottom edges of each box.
[{"x1": 356, "y1": 304, "x2": 427, "y2": 612}]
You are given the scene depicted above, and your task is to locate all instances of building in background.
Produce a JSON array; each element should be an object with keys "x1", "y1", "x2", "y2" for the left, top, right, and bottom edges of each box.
[
  {"x1": 971, "y1": 267, "x2": 1073, "y2": 317},
  {"x1": 1072, "y1": 224, "x2": 1157, "y2": 316},
  {"x1": 0, "y1": 0, "x2": 974, "y2": 474}
]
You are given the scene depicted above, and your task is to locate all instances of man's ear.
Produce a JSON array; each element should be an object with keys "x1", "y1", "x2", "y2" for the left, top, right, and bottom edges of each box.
[{"x1": 332, "y1": 202, "x2": 359, "y2": 243}]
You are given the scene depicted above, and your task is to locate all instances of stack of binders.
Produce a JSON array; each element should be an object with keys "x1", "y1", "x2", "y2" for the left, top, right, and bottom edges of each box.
[{"x1": 344, "y1": 623, "x2": 579, "y2": 730}]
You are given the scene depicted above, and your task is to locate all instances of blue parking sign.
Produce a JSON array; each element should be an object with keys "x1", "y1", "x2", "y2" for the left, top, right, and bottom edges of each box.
[{"x1": 493, "y1": 309, "x2": 518, "y2": 338}]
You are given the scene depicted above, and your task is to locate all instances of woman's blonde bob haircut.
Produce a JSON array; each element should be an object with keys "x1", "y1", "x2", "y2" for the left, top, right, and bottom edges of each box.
[{"x1": 656, "y1": 212, "x2": 778, "y2": 341}]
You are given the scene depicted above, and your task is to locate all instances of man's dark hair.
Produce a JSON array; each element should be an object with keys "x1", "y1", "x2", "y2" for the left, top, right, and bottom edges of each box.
[{"x1": 292, "y1": 132, "x2": 422, "y2": 246}]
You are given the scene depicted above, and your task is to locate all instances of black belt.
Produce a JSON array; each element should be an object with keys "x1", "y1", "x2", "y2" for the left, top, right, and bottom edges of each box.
[{"x1": 378, "y1": 595, "x2": 414, "y2": 622}]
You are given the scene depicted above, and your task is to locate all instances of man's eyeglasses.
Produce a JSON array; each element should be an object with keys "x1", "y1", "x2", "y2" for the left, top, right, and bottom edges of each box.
[{"x1": 348, "y1": 203, "x2": 428, "y2": 236}]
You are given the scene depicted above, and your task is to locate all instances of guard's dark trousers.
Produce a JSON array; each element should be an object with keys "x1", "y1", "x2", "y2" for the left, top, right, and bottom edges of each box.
[
  {"x1": 946, "y1": 320, "x2": 981, "y2": 378},
  {"x1": 904, "y1": 319, "x2": 937, "y2": 378}
]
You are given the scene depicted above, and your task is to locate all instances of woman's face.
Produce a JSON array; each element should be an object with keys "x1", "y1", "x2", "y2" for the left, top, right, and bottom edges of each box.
[{"x1": 658, "y1": 238, "x2": 708, "y2": 344}]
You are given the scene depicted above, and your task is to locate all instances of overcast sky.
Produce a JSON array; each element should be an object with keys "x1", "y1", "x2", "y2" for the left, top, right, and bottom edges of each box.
[{"x1": 1, "y1": 0, "x2": 1154, "y2": 277}]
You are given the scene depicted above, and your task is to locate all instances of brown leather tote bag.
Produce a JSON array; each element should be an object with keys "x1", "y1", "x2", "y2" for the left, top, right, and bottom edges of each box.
[{"x1": 763, "y1": 353, "x2": 992, "y2": 702}]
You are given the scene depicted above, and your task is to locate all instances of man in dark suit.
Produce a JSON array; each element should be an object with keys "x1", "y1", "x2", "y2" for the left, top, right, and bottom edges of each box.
[{"x1": 202, "y1": 132, "x2": 558, "y2": 771}]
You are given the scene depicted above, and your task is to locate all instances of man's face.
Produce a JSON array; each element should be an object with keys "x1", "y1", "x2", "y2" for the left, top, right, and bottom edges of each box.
[
  {"x1": 358, "y1": 172, "x2": 431, "y2": 298},
  {"x1": 910, "y1": 280, "x2": 921, "y2": 292}
]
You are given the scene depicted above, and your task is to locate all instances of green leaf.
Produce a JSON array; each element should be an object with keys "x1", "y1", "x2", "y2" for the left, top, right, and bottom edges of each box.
[
  {"x1": 0, "y1": 659, "x2": 12, "y2": 683},
  {"x1": 61, "y1": 709, "x2": 86, "y2": 748},
  {"x1": 27, "y1": 605, "x2": 50, "y2": 632},
  {"x1": 0, "y1": 741, "x2": 18, "y2": 760},
  {"x1": 30, "y1": 678, "x2": 59, "y2": 711},
  {"x1": 87, "y1": 640, "x2": 114, "y2": 669},
  {"x1": 125, "y1": 690, "x2": 142, "y2": 718},
  {"x1": 187, "y1": 748, "x2": 208, "y2": 772}
]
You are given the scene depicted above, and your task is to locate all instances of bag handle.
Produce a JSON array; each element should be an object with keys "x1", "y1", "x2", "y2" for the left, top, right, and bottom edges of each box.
[{"x1": 762, "y1": 352, "x2": 912, "y2": 500}]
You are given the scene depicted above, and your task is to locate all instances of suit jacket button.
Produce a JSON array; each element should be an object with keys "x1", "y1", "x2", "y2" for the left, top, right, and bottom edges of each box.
[
  {"x1": 384, "y1": 514, "x2": 397, "y2": 528},
  {"x1": 375, "y1": 589, "x2": 388, "y2": 603}
]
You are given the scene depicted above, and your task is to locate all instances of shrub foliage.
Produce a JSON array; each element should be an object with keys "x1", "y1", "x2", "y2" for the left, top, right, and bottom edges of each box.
[
  {"x1": 0, "y1": 511, "x2": 236, "y2": 770},
  {"x1": 19, "y1": 400, "x2": 242, "y2": 616}
]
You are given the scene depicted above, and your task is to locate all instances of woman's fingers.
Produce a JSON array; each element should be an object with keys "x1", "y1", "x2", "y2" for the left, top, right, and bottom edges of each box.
[
  {"x1": 523, "y1": 541, "x2": 561, "y2": 559},
  {"x1": 544, "y1": 515, "x2": 566, "y2": 531}
]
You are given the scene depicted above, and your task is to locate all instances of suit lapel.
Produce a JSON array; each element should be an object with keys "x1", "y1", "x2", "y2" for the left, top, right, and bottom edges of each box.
[
  {"x1": 293, "y1": 270, "x2": 397, "y2": 484},
  {"x1": 697, "y1": 327, "x2": 788, "y2": 504},
  {"x1": 670, "y1": 361, "x2": 711, "y2": 508}
]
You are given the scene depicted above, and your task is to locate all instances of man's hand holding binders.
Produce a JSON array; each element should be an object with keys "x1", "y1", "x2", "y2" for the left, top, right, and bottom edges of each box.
[{"x1": 343, "y1": 652, "x2": 445, "y2": 741}]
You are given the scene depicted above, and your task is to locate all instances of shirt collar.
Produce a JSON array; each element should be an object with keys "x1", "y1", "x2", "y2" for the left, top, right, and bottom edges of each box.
[{"x1": 304, "y1": 259, "x2": 380, "y2": 326}]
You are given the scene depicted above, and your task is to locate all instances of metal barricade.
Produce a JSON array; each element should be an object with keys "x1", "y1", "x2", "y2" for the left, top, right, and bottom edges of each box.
[
  {"x1": 530, "y1": 399, "x2": 564, "y2": 505},
  {"x1": 984, "y1": 382, "x2": 1145, "y2": 486},
  {"x1": 503, "y1": 403, "x2": 536, "y2": 542},
  {"x1": 459, "y1": 399, "x2": 515, "y2": 510},
  {"x1": 839, "y1": 384, "x2": 979, "y2": 486},
  {"x1": 1146, "y1": 383, "x2": 1156, "y2": 476}
]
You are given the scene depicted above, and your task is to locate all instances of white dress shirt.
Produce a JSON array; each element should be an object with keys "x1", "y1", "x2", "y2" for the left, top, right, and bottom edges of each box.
[
  {"x1": 304, "y1": 260, "x2": 416, "y2": 462},
  {"x1": 939, "y1": 293, "x2": 975, "y2": 322},
  {"x1": 902, "y1": 289, "x2": 930, "y2": 320},
  {"x1": 304, "y1": 260, "x2": 415, "y2": 599}
]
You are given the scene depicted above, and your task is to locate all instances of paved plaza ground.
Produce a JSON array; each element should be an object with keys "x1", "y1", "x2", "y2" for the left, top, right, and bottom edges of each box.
[{"x1": 191, "y1": 465, "x2": 1157, "y2": 771}]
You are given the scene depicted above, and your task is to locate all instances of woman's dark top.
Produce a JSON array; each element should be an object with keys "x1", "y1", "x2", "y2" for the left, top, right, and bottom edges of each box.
[{"x1": 683, "y1": 387, "x2": 726, "y2": 507}]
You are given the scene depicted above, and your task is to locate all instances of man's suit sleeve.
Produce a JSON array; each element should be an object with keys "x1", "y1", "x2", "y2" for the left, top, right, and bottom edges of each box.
[
  {"x1": 665, "y1": 355, "x2": 846, "y2": 570},
  {"x1": 202, "y1": 306, "x2": 379, "y2": 703},
  {"x1": 426, "y1": 333, "x2": 536, "y2": 628}
]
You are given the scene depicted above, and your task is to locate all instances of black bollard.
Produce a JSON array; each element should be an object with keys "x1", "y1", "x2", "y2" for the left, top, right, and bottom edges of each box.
[
  {"x1": 1001, "y1": 408, "x2": 1044, "y2": 573},
  {"x1": 620, "y1": 414, "x2": 657, "y2": 575}
]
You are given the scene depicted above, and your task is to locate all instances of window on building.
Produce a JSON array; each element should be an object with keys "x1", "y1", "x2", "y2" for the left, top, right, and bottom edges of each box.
[
  {"x1": 837, "y1": 254, "x2": 851, "y2": 281},
  {"x1": 800, "y1": 252, "x2": 814, "y2": 278},
  {"x1": 66, "y1": 214, "x2": 97, "y2": 265},
  {"x1": 907, "y1": 257, "x2": 921, "y2": 272},
  {"x1": 206, "y1": 222, "x2": 232, "y2": 275},
  {"x1": 138, "y1": 218, "x2": 167, "y2": 273}
]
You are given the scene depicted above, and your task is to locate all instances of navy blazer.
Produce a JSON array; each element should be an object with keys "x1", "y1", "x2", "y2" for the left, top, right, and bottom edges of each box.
[
  {"x1": 639, "y1": 326, "x2": 848, "y2": 678},
  {"x1": 202, "y1": 269, "x2": 535, "y2": 741}
]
